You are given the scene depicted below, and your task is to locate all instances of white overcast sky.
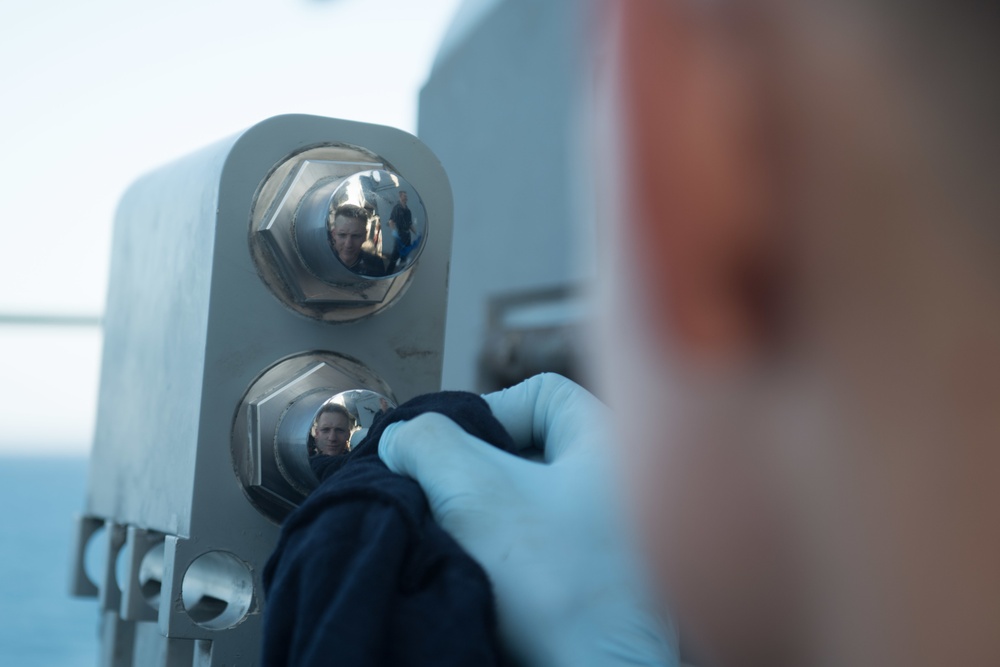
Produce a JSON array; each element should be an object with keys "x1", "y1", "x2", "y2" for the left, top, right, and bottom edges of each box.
[{"x1": 0, "y1": 0, "x2": 465, "y2": 454}]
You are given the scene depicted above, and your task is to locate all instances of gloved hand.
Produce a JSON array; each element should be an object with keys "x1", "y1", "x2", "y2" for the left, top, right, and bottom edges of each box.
[{"x1": 379, "y1": 373, "x2": 678, "y2": 667}]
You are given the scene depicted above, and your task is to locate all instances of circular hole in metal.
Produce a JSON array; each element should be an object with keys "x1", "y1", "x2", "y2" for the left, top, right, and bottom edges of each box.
[
  {"x1": 138, "y1": 542, "x2": 166, "y2": 609},
  {"x1": 111, "y1": 536, "x2": 166, "y2": 610},
  {"x1": 181, "y1": 551, "x2": 254, "y2": 630},
  {"x1": 83, "y1": 525, "x2": 107, "y2": 590}
]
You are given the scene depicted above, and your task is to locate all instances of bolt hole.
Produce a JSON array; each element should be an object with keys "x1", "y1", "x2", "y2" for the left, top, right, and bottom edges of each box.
[
  {"x1": 137, "y1": 542, "x2": 166, "y2": 609},
  {"x1": 82, "y1": 525, "x2": 107, "y2": 589},
  {"x1": 181, "y1": 551, "x2": 254, "y2": 630}
]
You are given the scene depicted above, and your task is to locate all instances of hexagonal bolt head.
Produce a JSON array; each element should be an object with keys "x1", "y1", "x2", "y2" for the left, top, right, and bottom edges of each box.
[
  {"x1": 231, "y1": 352, "x2": 394, "y2": 521},
  {"x1": 249, "y1": 145, "x2": 427, "y2": 323}
]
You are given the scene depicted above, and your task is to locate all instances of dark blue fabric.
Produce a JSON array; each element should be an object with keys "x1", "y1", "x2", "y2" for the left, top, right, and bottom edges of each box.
[{"x1": 262, "y1": 391, "x2": 517, "y2": 667}]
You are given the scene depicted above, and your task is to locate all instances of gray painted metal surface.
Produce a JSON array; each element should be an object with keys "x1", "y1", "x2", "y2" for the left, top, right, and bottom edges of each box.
[
  {"x1": 420, "y1": 0, "x2": 594, "y2": 391},
  {"x1": 71, "y1": 114, "x2": 453, "y2": 666}
]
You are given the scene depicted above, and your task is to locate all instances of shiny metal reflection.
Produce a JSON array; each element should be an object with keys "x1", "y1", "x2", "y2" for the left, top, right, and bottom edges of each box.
[
  {"x1": 232, "y1": 352, "x2": 396, "y2": 522},
  {"x1": 180, "y1": 551, "x2": 254, "y2": 630},
  {"x1": 138, "y1": 542, "x2": 166, "y2": 609},
  {"x1": 251, "y1": 147, "x2": 429, "y2": 322},
  {"x1": 274, "y1": 388, "x2": 395, "y2": 493},
  {"x1": 293, "y1": 169, "x2": 426, "y2": 282}
]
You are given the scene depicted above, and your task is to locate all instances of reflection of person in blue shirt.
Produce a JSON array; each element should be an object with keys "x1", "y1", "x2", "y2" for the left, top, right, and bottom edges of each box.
[
  {"x1": 389, "y1": 190, "x2": 413, "y2": 247},
  {"x1": 328, "y1": 204, "x2": 386, "y2": 277},
  {"x1": 387, "y1": 190, "x2": 419, "y2": 272}
]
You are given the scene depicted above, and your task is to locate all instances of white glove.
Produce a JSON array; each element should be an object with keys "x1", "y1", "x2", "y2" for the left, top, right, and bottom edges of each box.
[{"x1": 379, "y1": 373, "x2": 678, "y2": 667}]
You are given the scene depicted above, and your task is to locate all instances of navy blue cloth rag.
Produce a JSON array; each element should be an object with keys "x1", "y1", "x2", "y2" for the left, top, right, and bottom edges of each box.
[{"x1": 261, "y1": 391, "x2": 517, "y2": 667}]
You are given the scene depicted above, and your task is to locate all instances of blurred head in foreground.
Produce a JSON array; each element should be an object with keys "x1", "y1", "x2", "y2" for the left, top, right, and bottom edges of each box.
[{"x1": 596, "y1": 1, "x2": 1000, "y2": 665}]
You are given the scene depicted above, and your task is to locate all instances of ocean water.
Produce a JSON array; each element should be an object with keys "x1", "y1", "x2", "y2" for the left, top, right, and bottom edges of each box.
[{"x1": 0, "y1": 457, "x2": 99, "y2": 667}]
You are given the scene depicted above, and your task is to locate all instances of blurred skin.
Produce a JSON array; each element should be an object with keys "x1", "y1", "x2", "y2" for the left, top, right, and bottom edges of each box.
[
  {"x1": 331, "y1": 214, "x2": 367, "y2": 267},
  {"x1": 598, "y1": 1, "x2": 1000, "y2": 665},
  {"x1": 314, "y1": 411, "x2": 351, "y2": 456}
]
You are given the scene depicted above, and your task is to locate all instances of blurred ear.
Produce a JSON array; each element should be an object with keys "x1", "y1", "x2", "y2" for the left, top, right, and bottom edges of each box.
[{"x1": 615, "y1": 0, "x2": 785, "y2": 363}]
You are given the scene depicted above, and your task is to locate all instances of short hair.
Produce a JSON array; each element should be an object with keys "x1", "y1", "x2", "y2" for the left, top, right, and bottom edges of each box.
[
  {"x1": 328, "y1": 203, "x2": 370, "y2": 230},
  {"x1": 312, "y1": 402, "x2": 358, "y2": 435}
]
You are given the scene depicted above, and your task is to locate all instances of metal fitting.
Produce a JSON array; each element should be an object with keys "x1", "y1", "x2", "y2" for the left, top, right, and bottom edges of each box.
[
  {"x1": 231, "y1": 352, "x2": 395, "y2": 521},
  {"x1": 249, "y1": 145, "x2": 428, "y2": 322}
]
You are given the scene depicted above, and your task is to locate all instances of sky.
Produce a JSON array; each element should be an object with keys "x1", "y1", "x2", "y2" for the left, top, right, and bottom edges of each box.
[{"x1": 0, "y1": 0, "x2": 465, "y2": 454}]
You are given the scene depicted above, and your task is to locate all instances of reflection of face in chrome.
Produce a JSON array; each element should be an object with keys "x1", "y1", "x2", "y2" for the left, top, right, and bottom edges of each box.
[
  {"x1": 313, "y1": 408, "x2": 352, "y2": 456},
  {"x1": 330, "y1": 206, "x2": 369, "y2": 269}
]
